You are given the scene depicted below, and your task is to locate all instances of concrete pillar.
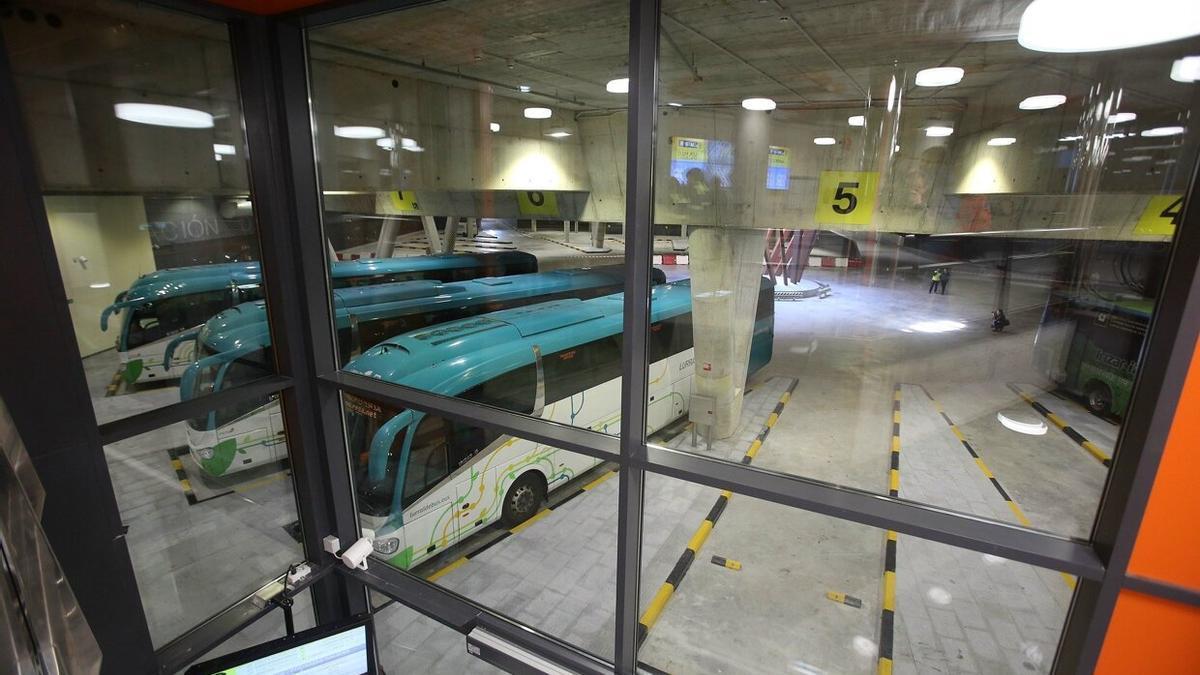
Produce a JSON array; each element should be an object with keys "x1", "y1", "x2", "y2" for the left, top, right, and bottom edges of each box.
[
  {"x1": 591, "y1": 221, "x2": 604, "y2": 249},
  {"x1": 688, "y1": 226, "x2": 768, "y2": 438},
  {"x1": 442, "y1": 216, "x2": 458, "y2": 253},
  {"x1": 466, "y1": 217, "x2": 477, "y2": 239},
  {"x1": 563, "y1": 219, "x2": 570, "y2": 243},
  {"x1": 421, "y1": 216, "x2": 442, "y2": 254},
  {"x1": 375, "y1": 216, "x2": 400, "y2": 259},
  {"x1": 531, "y1": 219, "x2": 538, "y2": 233}
]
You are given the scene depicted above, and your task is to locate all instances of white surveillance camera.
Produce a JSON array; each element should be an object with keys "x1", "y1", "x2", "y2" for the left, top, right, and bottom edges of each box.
[{"x1": 340, "y1": 536, "x2": 373, "y2": 570}]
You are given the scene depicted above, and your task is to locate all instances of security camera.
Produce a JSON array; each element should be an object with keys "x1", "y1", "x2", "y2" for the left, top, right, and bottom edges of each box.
[{"x1": 339, "y1": 536, "x2": 373, "y2": 570}]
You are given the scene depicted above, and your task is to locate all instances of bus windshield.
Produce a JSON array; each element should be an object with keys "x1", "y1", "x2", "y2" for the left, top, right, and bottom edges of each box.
[
  {"x1": 126, "y1": 290, "x2": 233, "y2": 350},
  {"x1": 345, "y1": 394, "x2": 409, "y2": 517}
]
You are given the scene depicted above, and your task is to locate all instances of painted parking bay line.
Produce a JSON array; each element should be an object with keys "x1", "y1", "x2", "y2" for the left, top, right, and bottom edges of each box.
[{"x1": 1007, "y1": 383, "x2": 1111, "y2": 467}]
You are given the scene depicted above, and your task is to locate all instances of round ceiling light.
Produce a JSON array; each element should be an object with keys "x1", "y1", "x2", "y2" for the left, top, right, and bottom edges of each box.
[
  {"x1": 847, "y1": 115, "x2": 865, "y2": 127},
  {"x1": 1141, "y1": 126, "x2": 1185, "y2": 137},
  {"x1": 524, "y1": 107, "x2": 552, "y2": 119},
  {"x1": 114, "y1": 103, "x2": 213, "y2": 128},
  {"x1": 741, "y1": 97, "x2": 776, "y2": 111},
  {"x1": 1018, "y1": 94, "x2": 1066, "y2": 110},
  {"x1": 813, "y1": 137, "x2": 836, "y2": 145},
  {"x1": 334, "y1": 125, "x2": 385, "y2": 139},
  {"x1": 1172, "y1": 56, "x2": 1200, "y2": 83},
  {"x1": 1018, "y1": 0, "x2": 1200, "y2": 53},
  {"x1": 1107, "y1": 112, "x2": 1137, "y2": 124},
  {"x1": 914, "y1": 66, "x2": 964, "y2": 87},
  {"x1": 489, "y1": 122, "x2": 501, "y2": 133},
  {"x1": 925, "y1": 125, "x2": 954, "y2": 137},
  {"x1": 987, "y1": 137, "x2": 1017, "y2": 146},
  {"x1": 375, "y1": 137, "x2": 395, "y2": 151},
  {"x1": 606, "y1": 77, "x2": 629, "y2": 94}
]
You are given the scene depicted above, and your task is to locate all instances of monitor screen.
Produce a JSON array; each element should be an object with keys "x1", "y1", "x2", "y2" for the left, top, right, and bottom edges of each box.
[{"x1": 187, "y1": 615, "x2": 375, "y2": 675}]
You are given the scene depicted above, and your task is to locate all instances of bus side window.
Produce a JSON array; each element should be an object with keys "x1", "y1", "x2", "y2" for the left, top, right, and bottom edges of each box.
[
  {"x1": 544, "y1": 335, "x2": 622, "y2": 403},
  {"x1": 402, "y1": 415, "x2": 451, "y2": 508},
  {"x1": 669, "y1": 313, "x2": 694, "y2": 355},
  {"x1": 462, "y1": 365, "x2": 536, "y2": 414}
]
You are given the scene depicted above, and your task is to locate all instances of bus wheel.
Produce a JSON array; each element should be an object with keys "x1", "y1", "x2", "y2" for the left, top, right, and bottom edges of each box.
[
  {"x1": 1085, "y1": 382, "x2": 1112, "y2": 416},
  {"x1": 501, "y1": 473, "x2": 545, "y2": 527}
]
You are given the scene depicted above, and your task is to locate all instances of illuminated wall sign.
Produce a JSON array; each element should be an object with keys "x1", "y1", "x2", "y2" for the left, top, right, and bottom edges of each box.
[
  {"x1": 766, "y1": 146, "x2": 791, "y2": 191},
  {"x1": 815, "y1": 170, "x2": 879, "y2": 226},
  {"x1": 669, "y1": 136, "x2": 733, "y2": 188},
  {"x1": 1134, "y1": 195, "x2": 1183, "y2": 235},
  {"x1": 517, "y1": 190, "x2": 559, "y2": 216}
]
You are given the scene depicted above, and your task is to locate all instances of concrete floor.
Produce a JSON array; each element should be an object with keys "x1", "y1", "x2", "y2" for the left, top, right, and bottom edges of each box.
[{"x1": 87, "y1": 252, "x2": 1119, "y2": 672}]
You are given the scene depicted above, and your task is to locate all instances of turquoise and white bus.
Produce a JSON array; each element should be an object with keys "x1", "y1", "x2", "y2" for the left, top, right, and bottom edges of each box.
[
  {"x1": 179, "y1": 266, "x2": 663, "y2": 477},
  {"x1": 343, "y1": 278, "x2": 775, "y2": 570},
  {"x1": 100, "y1": 252, "x2": 537, "y2": 384}
]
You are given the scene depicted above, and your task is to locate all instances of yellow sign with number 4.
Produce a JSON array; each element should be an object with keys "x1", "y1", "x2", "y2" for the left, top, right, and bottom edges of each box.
[
  {"x1": 1134, "y1": 195, "x2": 1183, "y2": 236},
  {"x1": 816, "y1": 171, "x2": 879, "y2": 226}
]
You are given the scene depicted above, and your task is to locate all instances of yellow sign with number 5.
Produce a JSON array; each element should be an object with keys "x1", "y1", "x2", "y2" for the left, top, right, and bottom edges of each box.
[{"x1": 815, "y1": 171, "x2": 879, "y2": 226}]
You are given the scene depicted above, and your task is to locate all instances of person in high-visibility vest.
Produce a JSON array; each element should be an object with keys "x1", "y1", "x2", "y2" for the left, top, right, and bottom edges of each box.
[{"x1": 928, "y1": 268, "x2": 943, "y2": 294}]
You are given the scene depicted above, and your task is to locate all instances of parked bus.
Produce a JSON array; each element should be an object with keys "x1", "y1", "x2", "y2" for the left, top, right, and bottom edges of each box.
[
  {"x1": 99, "y1": 252, "x2": 537, "y2": 384},
  {"x1": 342, "y1": 277, "x2": 775, "y2": 570},
  {"x1": 1033, "y1": 291, "x2": 1151, "y2": 418},
  {"x1": 179, "y1": 266, "x2": 666, "y2": 477}
]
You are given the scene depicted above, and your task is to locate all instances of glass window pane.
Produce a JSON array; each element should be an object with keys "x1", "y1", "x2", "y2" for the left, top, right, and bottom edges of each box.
[
  {"x1": 1, "y1": 1, "x2": 275, "y2": 422},
  {"x1": 345, "y1": 393, "x2": 617, "y2": 659},
  {"x1": 646, "y1": 1, "x2": 1200, "y2": 537},
  {"x1": 105, "y1": 418, "x2": 304, "y2": 646},
  {"x1": 639, "y1": 472, "x2": 1074, "y2": 673},
  {"x1": 307, "y1": 0, "x2": 641, "y2": 436},
  {"x1": 174, "y1": 594, "x2": 315, "y2": 674},
  {"x1": 372, "y1": 591, "x2": 503, "y2": 673}
]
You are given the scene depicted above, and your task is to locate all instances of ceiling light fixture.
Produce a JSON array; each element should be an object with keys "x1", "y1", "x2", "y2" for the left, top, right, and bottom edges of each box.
[
  {"x1": 997, "y1": 412, "x2": 1048, "y2": 436},
  {"x1": 1018, "y1": 0, "x2": 1200, "y2": 53},
  {"x1": 489, "y1": 122, "x2": 501, "y2": 133},
  {"x1": 914, "y1": 66, "x2": 964, "y2": 87},
  {"x1": 1123, "y1": 155, "x2": 1153, "y2": 162},
  {"x1": 741, "y1": 97, "x2": 776, "y2": 111},
  {"x1": 545, "y1": 128, "x2": 572, "y2": 138},
  {"x1": 334, "y1": 125, "x2": 385, "y2": 139},
  {"x1": 925, "y1": 125, "x2": 954, "y2": 137},
  {"x1": 606, "y1": 77, "x2": 629, "y2": 94},
  {"x1": 518, "y1": 84, "x2": 532, "y2": 93},
  {"x1": 524, "y1": 107, "x2": 552, "y2": 119},
  {"x1": 987, "y1": 137, "x2": 1017, "y2": 146},
  {"x1": 813, "y1": 137, "x2": 836, "y2": 145},
  {"x1": 1172, "y1": 56, "x2": 1200, "y2": 82},
  {"x1": 114, "y1": 102, "x2": 213, "y2": 128},
  {"x1": 1019, "y1": 94, "x2": 1066, "y2": 110},
  {"x1": 89, "y1": 282, "x2": 112, "y2": 289},
  {"x1": 1141, "y1": 125, "x2": 1185, "y2": 137},
  {"x1": 1107, "y1": 112, "x2": 1137, "y2": 124},
  {"x1": 213, "y1": 143, "x2": 236, "y2": 155},
  {"x1": 848, "y1": 115, "x2": 865, "y2": 127},
  {"x1": 668, "y1": 101, "x2": 683, "y2": 107},
  {"x1": 1059, "y1": 134, "x2": 1083, "y2": 141},
  {"x1": 376, "y1": 137, "x2": 395, "y2": 150}
]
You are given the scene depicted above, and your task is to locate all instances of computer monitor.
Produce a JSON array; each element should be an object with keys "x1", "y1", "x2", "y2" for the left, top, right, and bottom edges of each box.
[{"x1": 185, "y1": 613, "x2": 377, "y2": 675}]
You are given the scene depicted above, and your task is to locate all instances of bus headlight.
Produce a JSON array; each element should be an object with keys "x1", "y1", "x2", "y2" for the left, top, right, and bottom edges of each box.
[
  {"x1": 196, "y1": 447, "x2": 214, "y2": 460},
  {"x1": 373, "y1": 537, "x2": 399, "y2": 556}
]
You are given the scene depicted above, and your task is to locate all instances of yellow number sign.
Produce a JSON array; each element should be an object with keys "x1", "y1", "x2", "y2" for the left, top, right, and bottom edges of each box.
[
  {"x1": 517, "y1": 190, "x2": 559, "y2": 216},
  {"x1": 815, "y1": 171, "x2": 879, "y2": 226},
  {"x1": 1134, "y1": 195, "x2": 1183, "y2": 236},
  {"x1": 387, "y1": 190, "x2": 421, "y2": 212}
]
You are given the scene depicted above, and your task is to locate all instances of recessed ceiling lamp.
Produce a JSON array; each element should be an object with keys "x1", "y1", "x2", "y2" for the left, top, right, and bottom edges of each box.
[
  {"x1": 518, "y1": 84, "x2": 532, "y2": 93},
  {"x1": 1172, "y1": 56, "x2": 1200, "y2": 82},
  {"x1": 89, "y1": 282, "x2": 112, "y2": 289},
  {"x1": 1018, "y1": 0, "x2": 1200, "y2": 53},
  {"x1": 668, "y1": 102, "x2": 683, "y2": 107},
  {"x1": 114, "y1": 103, "x2": 213, "y2": 128},
  {"x1": 489, "y1": 122, "x2": 501, "y2": 132},
  {"x1": 376, "y1": 137, "x2": 395, "y2": 150},
  {"x1": 1018, "y1": 94, "x2": 1066, "y2": 110},
  {"x1": 334, "y1": 125, "x2": 385, "y2": 139},
  {"x1": 813, "y1": 137, "x2": 836, "y2": 145},
  {"x1": 1059, "y1": 134, "x2": 1083, "y2": 141},
  {"x1": 847, "y1": 115, "x2": 865, "y2": 127},
  {"x1": 741, "y1": 97, "x2": 776, "y2": 111},
  {"x1": 914, "y1": 66, "x2": 964, "y2": 87},
  {"x1": 987, "y1": 137, "x2": 1017, "y2": 146},
  {"x1": 925, "y1": 125, "x2": 954, "y2": 137},
  {"x1": 1107, "y1": 112, "x2": 1137, "y2": 124},
  {"x1": 399, "y1": 137, "x2": 424, "y2": 152},
  {"x1": 1123, "y1": 155, "x2": 1153, "y2": 162},
  {"x1": 545, "y1": 128, "x2": 572, "y2": 138},
  {"x1": 606, "y1": 77, "x2": 629, "y2": 94},
  {"x1": 524, "y1": 107, "x2": 552, "y2": 119},
  {"x1": 213, "y1": 143, "x2": 236, "y2": 155},
  {"x1": 1141, "y1": 126, "x2": 1185, "y2": 137}
]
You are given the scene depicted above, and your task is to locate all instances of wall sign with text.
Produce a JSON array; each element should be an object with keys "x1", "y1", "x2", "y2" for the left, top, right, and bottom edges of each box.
[{"x1": 815, "y1": 171, "x2": 879, "y2": 226}]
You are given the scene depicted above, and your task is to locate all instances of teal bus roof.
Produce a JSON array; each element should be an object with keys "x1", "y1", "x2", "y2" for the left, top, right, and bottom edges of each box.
[{"x1": 345, "y1": 280, "x2": 695, "y2": 397}]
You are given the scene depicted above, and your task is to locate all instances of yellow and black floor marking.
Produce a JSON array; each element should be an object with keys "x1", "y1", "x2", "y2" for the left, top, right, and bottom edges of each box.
[
  {"x1": 1007, "y1": 384, "x2": 1111, "y2": 467},
  {"x1": 166, "y1": 447, "x2": 232, "y2": 506},
  {"x1": 421, "y1": 465, "x2": 619, "y2": 582},
  {"x1": 637, "y1": 379, "x2": 799, "y2": 646},
  {"x1": 916, "y1": 386, "x2": 1077, "y2": 590},
  {"x1": 105, "y1": 370, "x2": 123, "y2": 397},
  {"x1": 826, "y1": 590, "x2": 863, "y2": 608},
  {"x1": 710, "y1": 555, "x2": 741, "y2": 571},
  {"x1": 878, "y1": 384, "x2": 901, "y2": 675}
]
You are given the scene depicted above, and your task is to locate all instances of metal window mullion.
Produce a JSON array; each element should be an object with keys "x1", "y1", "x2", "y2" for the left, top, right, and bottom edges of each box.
[
  {"x1": 325, "y1": 371, "x2": 620, "y2": 460},
  {"x1": 616, "y1": 0, "x2": 661, "y2": 671},
  {"x1": 97, "y1": 375, "x2": 292, "y2": 446},
  {"x1": 1053, "y1": 145, "x2": 1200, "y2": 673},
  {"x1": 641, "y1": 443, "x2": 1105, "y2": 579}
]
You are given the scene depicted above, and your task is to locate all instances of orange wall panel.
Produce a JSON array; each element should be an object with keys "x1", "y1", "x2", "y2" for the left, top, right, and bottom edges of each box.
[
  {"x1": 1096, "y1": 590, "x2": 1200, "y2": 675},
  {"x1": 1127, "y1": 336, "x2": 1200, "y2": 590}
]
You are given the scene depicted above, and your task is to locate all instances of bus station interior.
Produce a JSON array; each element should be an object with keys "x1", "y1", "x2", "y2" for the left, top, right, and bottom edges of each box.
[{"x1": 1, "y1": 0, "x2": 1199, "y2": 674}]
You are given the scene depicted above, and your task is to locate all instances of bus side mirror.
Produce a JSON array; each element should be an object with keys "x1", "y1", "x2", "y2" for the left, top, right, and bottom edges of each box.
[{"x1": 531, "y1": 345, "x2": 545, "y2": 418}]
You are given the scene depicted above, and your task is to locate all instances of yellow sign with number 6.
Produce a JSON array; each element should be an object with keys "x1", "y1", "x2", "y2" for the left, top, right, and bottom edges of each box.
[{"x1": 815, "y1": 171, "x2": 879, "y2": 226}]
